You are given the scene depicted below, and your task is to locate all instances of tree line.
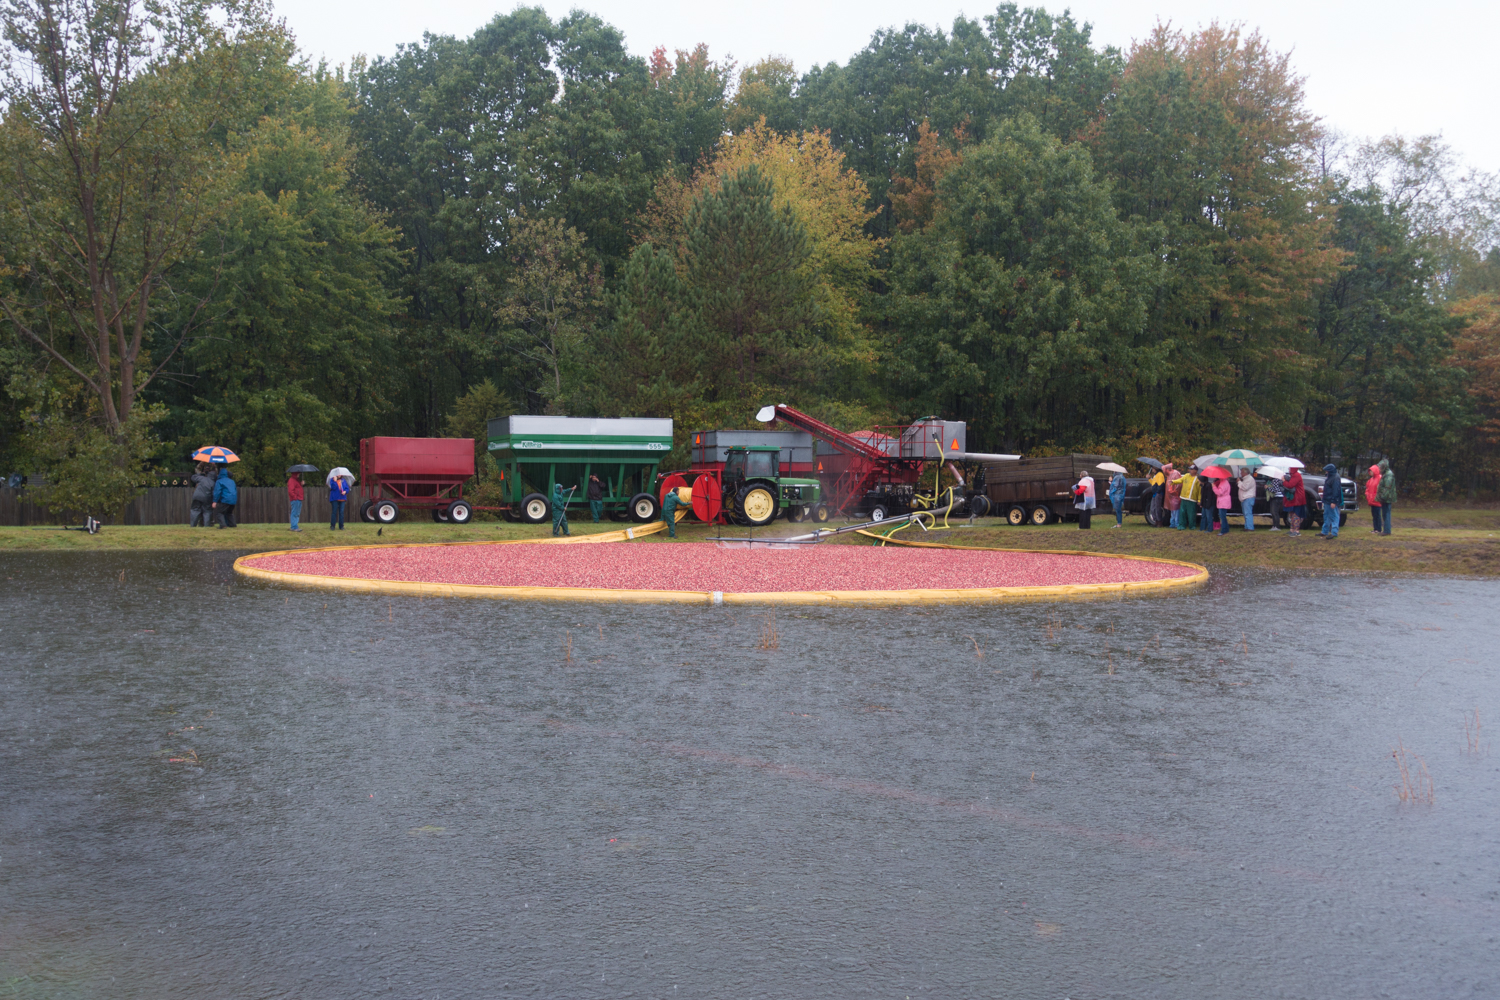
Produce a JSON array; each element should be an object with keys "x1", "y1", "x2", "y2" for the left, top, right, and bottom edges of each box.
[{"x1": 2, "y1": 0, "x2": 1498, "y2": 515}]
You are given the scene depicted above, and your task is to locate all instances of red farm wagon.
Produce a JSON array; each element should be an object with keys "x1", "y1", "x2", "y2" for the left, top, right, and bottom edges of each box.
[{"x1": 357, "y1": 437, "x2": 477, "y2": 524}]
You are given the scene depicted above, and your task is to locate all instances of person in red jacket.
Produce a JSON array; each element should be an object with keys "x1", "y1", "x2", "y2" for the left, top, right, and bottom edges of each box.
[
  {"x1": 1364, "y1": 463, "x2": 1382, "y2": 532},
  {"x1": 288, "y1": 472, "x2": 305, "y2": 532},
  {"x1": 1284, "y1": 468, "x2": 1306, "y2": 537}
]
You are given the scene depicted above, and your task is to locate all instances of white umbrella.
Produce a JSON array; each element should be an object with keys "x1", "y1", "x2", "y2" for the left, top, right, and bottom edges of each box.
[
  {"x1": 326, "y1": 466, "x2": 355, "y2": 485},
  {"x1": 1193, "y1": 454, "x2": 1219, "y2": 470},
  {"x1": 1097, "y1": 462, "x2": 1128, "y2": 474},
  {"x1": 1260, "y1": 466, "x2": 1287, "y2": 480},
  {"x1": 1261, "y1": 455, "x2": 1304, "y2": 469}
]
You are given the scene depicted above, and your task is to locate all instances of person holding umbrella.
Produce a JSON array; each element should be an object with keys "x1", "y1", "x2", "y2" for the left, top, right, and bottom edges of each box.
[
  {"x1": 211, "y1": 463, "x2": 238, "y2": 528},
  {"x1": 327, "y1": 468, "x2": 353, "y2": 530},
  {"x1": 1104, "y1": 465, "x2": 1127, "y2": 528},
  {"x1": 286, "y1": 464, "x2": 319, "y2": 532},
  {"x1": 1284, "y1": 466, "x2": 1306, "y2": 536},
  {"x1": 1237, "y1": 467, "x2": 1258, "y2": 531}
]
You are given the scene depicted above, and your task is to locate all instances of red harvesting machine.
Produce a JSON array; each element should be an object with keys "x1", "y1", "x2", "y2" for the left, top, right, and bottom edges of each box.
[{"x1": 754, "y1": 404, "x2": 1019, "y2": 521}]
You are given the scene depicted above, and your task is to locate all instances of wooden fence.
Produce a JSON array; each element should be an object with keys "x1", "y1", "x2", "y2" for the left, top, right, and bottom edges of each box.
[{"x1": 0, "y1": 486, "x2": 371, "y2": 526}]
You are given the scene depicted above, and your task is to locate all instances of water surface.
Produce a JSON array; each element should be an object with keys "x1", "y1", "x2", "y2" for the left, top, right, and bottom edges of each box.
[{"x1": 2, "y1": 551, "x2": 1497, "y2": 998}]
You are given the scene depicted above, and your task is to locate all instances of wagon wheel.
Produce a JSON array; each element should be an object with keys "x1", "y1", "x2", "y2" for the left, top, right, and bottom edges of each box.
[
  {"x1": 359, "y1": 499, "x2": 375, "y2": 522},
  {"x1": 446, "y1": 500, "x2": 472, "y2": 524},
  {"x1": 374, "y1": 500, "x2": 399, "y2": 524},
  {"x1": 431, "y1": 507, "x2": 448, "y2": 522},
  {"x1": 1006, "y1": 504, "x2": 1026, "y2": 526},
  {"x1": 521, "y1": 493, "x2": 549, "y2": 524},
  {"x1": 629, "y1": 492, "x2": 659, "y2": 523}
]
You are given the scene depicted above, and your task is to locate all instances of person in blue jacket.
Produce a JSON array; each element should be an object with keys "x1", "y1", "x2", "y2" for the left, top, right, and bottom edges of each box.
[
  {"x1": 328, "y1": 473, "x2": 351, "y2": 530},
  {"x1": 1319, "y1": 463, "x2": 1343, "y2": 539},
  {"x1": 1108, "y1": 471, "x2": 1127, "y2": 528},
  {"x1": 211, "y1": 467, "x2": 238, "y2": 528}
]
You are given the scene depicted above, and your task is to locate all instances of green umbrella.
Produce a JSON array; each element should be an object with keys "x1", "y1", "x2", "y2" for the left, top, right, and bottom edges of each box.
[{"x1": 1212, "y1": 448, "x2": 1265, "y2": 468}]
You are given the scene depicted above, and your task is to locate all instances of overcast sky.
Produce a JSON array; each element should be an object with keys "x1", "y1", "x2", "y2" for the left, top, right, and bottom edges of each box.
[{"x1": 275, "y1": 0, "x2": 1499, "y2": 173}]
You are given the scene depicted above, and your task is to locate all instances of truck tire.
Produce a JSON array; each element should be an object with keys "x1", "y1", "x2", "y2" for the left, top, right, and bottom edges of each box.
[
  {"x1": 629, "y1": 492, "x2": 659, "y2": 522},
  {"x1": 1006, "y1": 504, "x2": 1026, "y2": 525},
  {"x1": 359, "y1": 499, "x2": 375, "y2": 522},
  {"x1": 1028, "y1": 505, "x2": 1052, "y2": 526},
  {"x1": 968, "y1": 495, "x2": 991, "y2": 518},
  {"x1": 446, "y1": 500, "x2": 472, "y2": 524},
  {"x1": 869, "y1": 504, "x2": 889, "y2": 522},
  {"x1": 373, "y1": 500, "x2": 399, "y2": 524},
  {"x1": 736, "y1": 486, "x2": 776, "y2": 526},
  {"x1": 811, "y1": 503, "x2": 831, "y2": 523},
  {"x1": 521, "y1": 493, "x2": 549, "y2": 524}
]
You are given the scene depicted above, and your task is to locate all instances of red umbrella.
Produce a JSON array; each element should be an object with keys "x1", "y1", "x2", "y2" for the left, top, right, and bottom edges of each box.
[{"x1": 1200, "y1": 465, "x2": 1233, "y2": 479}]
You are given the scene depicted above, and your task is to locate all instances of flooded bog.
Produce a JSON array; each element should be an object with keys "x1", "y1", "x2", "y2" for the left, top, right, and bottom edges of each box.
[{"x1": 1, "y1": 551, "x2": 1496, "y2": 998}]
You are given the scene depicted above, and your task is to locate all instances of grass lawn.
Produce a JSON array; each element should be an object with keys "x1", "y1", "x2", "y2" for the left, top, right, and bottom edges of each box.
[{"x1": 3, "y1": 502, "x2": 1498, "y2": 576}]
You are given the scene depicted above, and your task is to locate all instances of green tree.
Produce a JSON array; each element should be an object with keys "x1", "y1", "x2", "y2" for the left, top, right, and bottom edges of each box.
[
  {"x1": 727, "y1": 57, "x2": 800, "y2": 134},
  {"x1": 164, "y1": 77, "x2": 403, "y2": 486},
  {"x1": 494, "y1": 215, "x2": 601, "y2": 409},
  {"x1": 1090, "y1": 23, "x2": 1343, "y2": 444},
  {"x1": 681, "y1": 165, "x2": 817, "y2": 405},
  {"x1": 887, "y1": 116, "x2": 1163, "y2": 449},
  {"x1": 1305, "y1": 184, "x2": 1468, "y2": 478},
  {"x1": 0, "y1": 0, "x2": 275, "y2": 436}
]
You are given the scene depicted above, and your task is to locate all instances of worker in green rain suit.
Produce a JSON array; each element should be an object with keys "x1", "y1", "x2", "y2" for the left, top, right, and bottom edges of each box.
[
  {"x1": 661, "y1": 487, "x2": 680, "y2": 538},
  {"x1": 551, "y1": 483, "x2": 573, "y2": 536}
]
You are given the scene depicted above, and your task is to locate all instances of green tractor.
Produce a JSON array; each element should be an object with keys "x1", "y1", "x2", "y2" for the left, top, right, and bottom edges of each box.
[{"x1": 720, "y1": 445, "x2": 828, "y2": 526}]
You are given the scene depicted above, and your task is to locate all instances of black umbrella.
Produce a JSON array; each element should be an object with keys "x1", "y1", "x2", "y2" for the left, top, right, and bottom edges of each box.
[
  {"x1": 286, "y1": 464, "x2": 320, "y2": 474},
  {"x1": 1136, "y1": 456, "x2": 1163, "y2": 470}
]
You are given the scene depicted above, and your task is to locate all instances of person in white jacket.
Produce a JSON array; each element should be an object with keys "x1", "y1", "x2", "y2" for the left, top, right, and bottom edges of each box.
[{"x1": 1236, "y1": 469, "x2": 1258, "y2": 531}]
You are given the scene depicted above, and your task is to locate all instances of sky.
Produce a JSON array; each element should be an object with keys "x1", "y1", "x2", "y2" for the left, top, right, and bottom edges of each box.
[{"x1": 275, "y1": 0, "x2": 1499, "y2": 173}]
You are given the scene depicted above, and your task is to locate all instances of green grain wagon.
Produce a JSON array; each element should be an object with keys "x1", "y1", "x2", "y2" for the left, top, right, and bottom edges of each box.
[{"x1": 487, "y1": 415, "x2": 674, "y2": 524}]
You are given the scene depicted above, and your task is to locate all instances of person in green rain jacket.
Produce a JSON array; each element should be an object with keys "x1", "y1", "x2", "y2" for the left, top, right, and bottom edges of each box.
[
  {"x1": 661, "y1": 487, "x2": 680, "y2": 538},
  {"x1": 551, "y1": 483, "x2": 572, "y2": 536}
]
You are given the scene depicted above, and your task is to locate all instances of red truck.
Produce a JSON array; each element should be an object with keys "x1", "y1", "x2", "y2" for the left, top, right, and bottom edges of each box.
[{"x1": 357, "y1": 437, "x2": 476, "y2": 524}]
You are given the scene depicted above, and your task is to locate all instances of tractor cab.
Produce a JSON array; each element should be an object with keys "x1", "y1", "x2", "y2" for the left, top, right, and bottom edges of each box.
[{"x1": 720, "y1": 445, "x2": 826, "y2": 527}]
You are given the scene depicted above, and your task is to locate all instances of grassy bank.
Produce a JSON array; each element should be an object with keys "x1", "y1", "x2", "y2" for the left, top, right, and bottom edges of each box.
[{"x1": 3, "y1": 502, "x2": 1497, "y2": 576}]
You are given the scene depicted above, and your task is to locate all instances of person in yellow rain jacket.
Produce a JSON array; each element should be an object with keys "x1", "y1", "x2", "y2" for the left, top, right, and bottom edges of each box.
[{"x1": 1174, "y1": 467, "x2": 1201, "y2": 532}]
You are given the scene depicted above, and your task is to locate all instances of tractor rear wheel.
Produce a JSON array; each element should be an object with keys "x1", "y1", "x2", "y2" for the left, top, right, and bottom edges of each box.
[
  {"x1": 374, "y1": 500, "x2": 399, "y2": 524},
  {"x1": 1006, "y1": 504, "x2": 1026, "y2": 525},
  {"x1": 629, "y1": 492, "x2": 659, "y2": 522},
  {"x1": 1028, "y1": 505, "x2": 1052, "y2": 526},
  {"x1": 737, "y1": 486, "x2": 776, "y2": 526},
  {"x1": 447, "y1": 500, "x2": 473, "y2": 524},
  {"x1": 521, "y1": 493, "x2": 549, "y2": 524},
  {"x1": 811, "y1": 503, "x2": 831, "y2": 523}
]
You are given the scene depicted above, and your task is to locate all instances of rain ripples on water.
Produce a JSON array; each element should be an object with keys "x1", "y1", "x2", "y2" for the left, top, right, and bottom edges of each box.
[{"x1": 1, "y1": 551, "x2": 1496, "y2": 998}]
